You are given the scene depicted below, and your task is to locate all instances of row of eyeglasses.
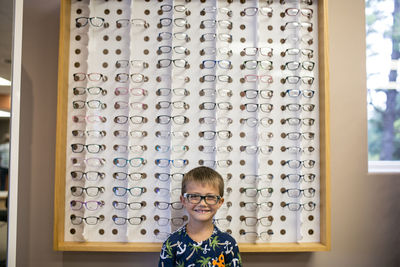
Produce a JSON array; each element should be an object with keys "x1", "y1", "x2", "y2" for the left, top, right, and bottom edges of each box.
[
  {"x1": 69, "y1": 132, "x2": 314, "y2": 149},
  {"x1": 70, "y1": 193, "x2": 316, "y2": 216},
  {"x1": 71, "y1": 59, "x2": 314, "y2": 76},
  {"x1": 70, "y1": 143, "x2": 315, "y2": 155},
  {"x1": 70, "y1": 120, "x2": 313, "y2": 133},
  {"x1": 153, "y1": 226, "x2": 315, "y2": 241},
  {"x1": 71, "y1": 116, "x2": 316, "y2": 128},
  {"x1": 71, "y1": 86, "x2": 315, "y2": 99},
  {"x1": 74, "y1": 4, "x2": 315, "y2": 28},
  {"x1": 70, "y1": 114, "x2": 315, "y2": 135},
  {"x1": 70, "y1": 131, "x2": 316, "y2": 150},
  {"x1": 71, "y1": 59, "x2": 314, "y2": 81},
  {"x1": 71, "y1": 89, "x2": 314, "y2": 102},
  {"x1": 70, "y1": 171, "x2": 316, "y2": 183},
  {"x1": 70, "y1": 208, "x2": 317, "y2": 228},
  {"x1": 76, "y1": 18, "x2": 315, "y2": 32},
  {"x1": 69, "y1": 184, "x2": 316, "y2": 200},
  {"x1": 71, "y1": 102, "x2": 314, "y2": 113},
  {"x1": 70, "y1": 118, "x2": 313, "y2": 141},
  {"x1": 72, "y1": 47, "x2": 312, "y2": 60},
  {"x1": 70, "y1": 193, "x2": 316, "y2": 212},
  {"x1": 69, "y1": 185, "x2": 316, "y2": 209},
  {"x1": 69, "y1": 209, "x2": 312, "y2": 229},
  {"x1": 71, "y1": 73, "x2": 315, "y2": 85},
  {"x1": 70, "y1": 156, "x2": 316, "y2": 168}
]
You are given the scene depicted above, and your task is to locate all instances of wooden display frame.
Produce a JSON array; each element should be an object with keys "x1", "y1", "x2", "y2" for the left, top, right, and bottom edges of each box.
[{"x1": 54, "y1": 0, "x2": 330, "y2": 252}]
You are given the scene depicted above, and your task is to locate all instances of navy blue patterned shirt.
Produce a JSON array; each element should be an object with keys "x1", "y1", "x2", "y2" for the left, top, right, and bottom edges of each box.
[{"x1": 158, "y1": 224, "x2": 242, "y2": 267}]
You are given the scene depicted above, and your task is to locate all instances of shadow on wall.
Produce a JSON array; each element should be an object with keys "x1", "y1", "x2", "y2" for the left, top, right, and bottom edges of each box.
[
  {"x1": 242, "y1": 252, "x2": 312, "y2": 267},
  {"x1": 370, "y1": 175, "x2": 400, "y2": 267},
  {"x1": 62, "y1": 250, "x2": 313, "y2": 267},
  {"x1": 15, "y1": 67, "x2": 33, "y2": 266},
  {"x1": 63, "y1": 252, "x2": 160, "y2": 267}
]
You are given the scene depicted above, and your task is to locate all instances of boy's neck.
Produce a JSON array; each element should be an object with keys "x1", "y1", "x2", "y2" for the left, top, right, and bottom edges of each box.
[{"x1": 186, "y1": 220, "x2": 214, "y2": 243}]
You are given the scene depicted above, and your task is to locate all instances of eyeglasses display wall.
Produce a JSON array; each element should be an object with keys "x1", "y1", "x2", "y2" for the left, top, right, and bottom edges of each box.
[{"x1": 54, "y1": 0, "x2": 330, "y2": 252}]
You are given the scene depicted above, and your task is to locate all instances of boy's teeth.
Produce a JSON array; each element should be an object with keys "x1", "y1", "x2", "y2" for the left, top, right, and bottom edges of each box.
[{"x1": 196, "y1": 209, "x2": 209, "y2": 213}]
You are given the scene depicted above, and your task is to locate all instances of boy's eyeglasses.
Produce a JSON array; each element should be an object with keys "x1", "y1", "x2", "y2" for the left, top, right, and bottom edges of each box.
[{"x1": 183, "y1": 193, "x2": 221, "y2": 205}]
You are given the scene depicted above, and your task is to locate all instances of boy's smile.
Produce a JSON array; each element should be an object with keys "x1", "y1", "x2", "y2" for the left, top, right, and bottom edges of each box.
[{"x1": 194, "y1": 207, "x2": 211, "y2": 214}]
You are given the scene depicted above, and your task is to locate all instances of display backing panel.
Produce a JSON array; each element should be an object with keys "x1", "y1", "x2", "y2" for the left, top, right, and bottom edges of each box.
[{"x1": 54, "y1": 0, "x2": 330, "y2": 252}]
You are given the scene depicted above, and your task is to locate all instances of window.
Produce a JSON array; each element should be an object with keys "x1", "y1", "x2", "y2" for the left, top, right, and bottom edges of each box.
[{"x1": 366, "y1": 0, "x2": 400, "y2": 172}]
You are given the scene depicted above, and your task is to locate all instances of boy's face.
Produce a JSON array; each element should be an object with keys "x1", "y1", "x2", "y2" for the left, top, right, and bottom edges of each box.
[{"x1": 180, "y1": 181, "x2": 224, "y2": 225}]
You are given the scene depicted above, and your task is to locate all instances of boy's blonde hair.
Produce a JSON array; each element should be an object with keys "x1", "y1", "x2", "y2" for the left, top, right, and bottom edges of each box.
[{"x1": 181, "y1": 166, "x2": 224, "y2": 197}]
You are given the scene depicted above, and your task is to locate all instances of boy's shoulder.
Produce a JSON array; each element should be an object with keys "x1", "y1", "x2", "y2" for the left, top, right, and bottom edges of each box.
[{"x1": 163, "y1": 225, "x2": 188, "y2": 243}]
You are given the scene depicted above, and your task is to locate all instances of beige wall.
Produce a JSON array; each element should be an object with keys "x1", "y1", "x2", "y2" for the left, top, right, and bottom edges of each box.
[{"x1": 15, "y1": 0, "x2": 400, "y2": 266}]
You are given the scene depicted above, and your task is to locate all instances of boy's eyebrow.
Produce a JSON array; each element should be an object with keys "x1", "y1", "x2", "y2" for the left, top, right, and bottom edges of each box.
[{"x1": 186, "y1": 192, "x2": 219, "y2": 196}]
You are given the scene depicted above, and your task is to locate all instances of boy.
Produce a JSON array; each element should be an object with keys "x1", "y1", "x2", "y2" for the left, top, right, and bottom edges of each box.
[{"x1": 158, "y1": 166, "x2": 242, "y2": 267}]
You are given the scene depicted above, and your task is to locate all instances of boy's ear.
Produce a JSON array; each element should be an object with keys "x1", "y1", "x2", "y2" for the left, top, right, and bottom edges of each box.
[
  {"x1": 218, "y1": 197, "x2": 224, "y2": 207},
  {"x1": 180, "y1": 194, "x2": 185, "y2": 204}
]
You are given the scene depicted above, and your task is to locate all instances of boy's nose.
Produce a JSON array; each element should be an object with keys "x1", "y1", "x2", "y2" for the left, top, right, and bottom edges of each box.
[{"x1": 198, "y1": 198, "x2": 208, "y2": 205}]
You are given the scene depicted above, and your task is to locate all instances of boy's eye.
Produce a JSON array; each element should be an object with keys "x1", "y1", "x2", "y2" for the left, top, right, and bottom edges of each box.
[
  {"x1": 185, "y1": 193, "x2": 220, "y2": 204},
  {"x1": 189, "y1": 194, "x2": 201, "y2": 200}
]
